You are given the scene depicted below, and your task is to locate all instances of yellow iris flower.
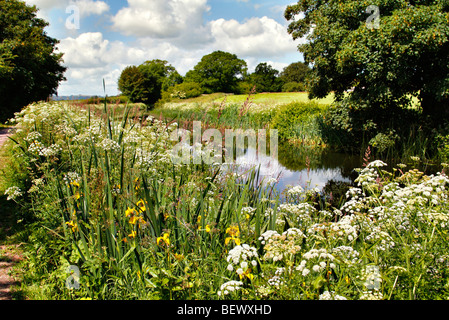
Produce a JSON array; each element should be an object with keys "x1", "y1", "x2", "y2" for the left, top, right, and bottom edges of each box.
[
  {"x1": 70, "y1": 181, "x2": 80, "y2": 188},
  {"x1": 225, "y1": 225, "x2": 240, "y2": 245},
  {"x1": 157, "y1": 233, "x2": 170, "y2": 246},
  {"x1": 125, "y1": 207, "x2": 137, "y2": 217},
  {"x1": 66, "y1": 220, "x2": 78, "y2": 232}
]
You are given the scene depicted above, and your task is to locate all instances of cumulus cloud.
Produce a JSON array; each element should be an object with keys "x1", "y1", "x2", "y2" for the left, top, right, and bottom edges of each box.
[
  {"x1": 210, "y1": 16, "x2": 302, "y2": 58},
  {"x1": 58, "y1": 32, "x2": 111, "y2": 68},
  {"x1": 112, "y1": 0, "x2": 210, "y2": 39},
  {"x1": 71, "y1": 0, "x2": 110, "y2": 17},
  {"x1": 25, "y1": 0, "x2": 63, "y2": 11},
  {"x1": 25, "y1": 0, "x2": 109, "y2": 20}
]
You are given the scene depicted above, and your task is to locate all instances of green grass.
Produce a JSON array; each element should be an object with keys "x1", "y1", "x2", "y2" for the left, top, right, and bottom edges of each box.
[
  {"x1": 164, "y1": 92, "x2": 335, "y2": 107},
  {"x1": 212, "y1": 92, "x2": 335, "y2": 105}
]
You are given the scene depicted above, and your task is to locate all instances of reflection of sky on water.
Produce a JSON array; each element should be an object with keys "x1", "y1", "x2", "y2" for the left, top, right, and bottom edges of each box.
[{"x1": 226, "y1": 148, "x2": 353, "y2": 193}]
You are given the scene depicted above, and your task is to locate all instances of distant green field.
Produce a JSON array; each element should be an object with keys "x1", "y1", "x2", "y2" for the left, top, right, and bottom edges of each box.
[
  {"x1": 212, "y1": 92, "x2": 335, "y2": 105},
  {"x1": 166, "y1": 92, "x2": 335, "y2": 107}
]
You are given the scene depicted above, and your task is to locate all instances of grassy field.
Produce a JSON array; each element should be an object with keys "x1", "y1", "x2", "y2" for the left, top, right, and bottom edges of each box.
[{"x1": 162, "y1": 92, "x2": 335, "y2": 108}]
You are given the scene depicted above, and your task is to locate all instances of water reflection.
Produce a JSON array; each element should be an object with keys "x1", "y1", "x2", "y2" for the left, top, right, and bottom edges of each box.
[{"x1": 229, "y1": 143, "x2": 362, "y2": 194}]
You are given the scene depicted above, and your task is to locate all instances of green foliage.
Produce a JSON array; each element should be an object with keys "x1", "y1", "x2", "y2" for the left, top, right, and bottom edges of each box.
[
  {"x1": 279, "y1": 62, "x2": 311, "y2": 86},
  {"x1": 162, "y1": 82, "x2": 204, "y2": 101},
  {"x1": 118, "y1": 60, "x2": 181, "y2": 105},
  {"x1": 282, "y1": 82, "x2": 306, "y2": 93},
  {"x1": 285, "y1": 0, "x2": 449, "y2": 122},
  {"x1": 270, "y1": 101, "x2": 327, "y2": 142},
  {"x1": 0, "y1": 0, "x2": 66, "y2": 122},
  {"x1": 436, "y1": 132, "x2": 449, "y2": 163},
  {"x1": 80, "y1": 95, "x2": 129, "y2": 105},
  {"x1": 319, "y1": 98, "x2": 434, "y2": 160},
  {"x1": 117, "y1": 66, "x2": 146, "y2": 104},
  {"x1": 249, "y1": 63, "x2": 283, "y2": 93},
  {"x1": 185, "y1": 51, "x2": 247, "y2": 94}
]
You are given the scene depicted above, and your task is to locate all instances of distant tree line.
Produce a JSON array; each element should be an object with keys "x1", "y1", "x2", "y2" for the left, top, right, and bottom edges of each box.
[{"x1": 117, "y1": 50, "x2": 311, "y2": 106}]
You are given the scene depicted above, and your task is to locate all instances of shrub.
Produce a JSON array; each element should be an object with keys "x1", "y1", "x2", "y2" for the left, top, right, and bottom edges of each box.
[
  {"x1": 270, "y1": 101, "x2": 327, "y2": 141},
  {"x1": 169, "y1": 82, "x2": 204, "y2": 100},
  {"x1": 282, "y1": 82, "x2": 306, "y2": 93}
]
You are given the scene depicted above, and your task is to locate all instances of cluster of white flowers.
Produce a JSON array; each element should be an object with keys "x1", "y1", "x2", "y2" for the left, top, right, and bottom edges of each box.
[
  {"x1": 361, "y1": 265, "x2": 382, "y2": 290},
  {"x1": 267, "y1": 275, "x2": 284, "y2": 288},
  {"x1": 259, "y1": 228, "x2": 304, "y2": 262},
  {"x1": 345, "y1": 187, "x2": 363, "y2": 200},
  {"x1": 24, "y1": 131, "x2": 42, "y2": 142},
  {"x1": 28, "y1": 178, "x2": 45, "y2": 193},
  {"x1": 359, "y1": 290, "x2": 383, "y2": 300},
  {"x1": 98, "y1": 138, "x2": 121, "y2": 153},
  {"x1": 39, "y1": 144, "x2": 62, "y2": 157},
  {"x1": 278, "y1": 203, "x2": 314, "y2": 228},
  {"x1": 63, "y1": 172, "x2": 81, "y2": 184},
  {"x1": 28, "y1": 141, "x2": 62, "y2": 158},
  {"x1": 308, "y1": 215, "x2": 358, "y2": 243},
  {"x1": 28, "y1": 141, "x2": 44, "y2": 154},
  {"x1": 258, "y1": 230, "x2": 279, "y2": 245},
  {"x1": 226, "y1": 244, "x2": 258, "y2": 275},
  {"x1": 355, "y1": 166, "x2": 380, "y2": 188},
  {"x1": 287, "y1": 185, "x2": 304, "y2": 196},
  {"x1": 296, "y1": 248, "x2": 335, "y2": 277},
  {"x1": 319, "y1": 291, "x2": 347, "y2": 300},
  {"x1": 241, "y1": 206, "x2": 256, "y2": 217},
  {"x1": 426, "y1": 211, "x2": 449, "y2": 228},
  {"x1": 366, "y1": 160, "x2": 388, "y2": 168},
  {"x1": 331, "y1": 246, "x2": 360, "y2": 266},
  {"x1": 55, "y1": 122, "x2": 78, "y2": 138},
  {"x1": 5, "y1": 186, "x2": 23, "y2": 201},
  {"x1": 217, "y1": 280, "x2": 244, "y2": 297},
  {"x1": 340, "y1": 198, "x2": 365, "y2": 214}
]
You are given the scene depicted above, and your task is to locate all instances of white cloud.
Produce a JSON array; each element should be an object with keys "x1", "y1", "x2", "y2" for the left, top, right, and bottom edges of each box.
[
  {"x1": 26, "y1": 0, "x2": 109, "y2": 16},
  {"x1": 58, "y1": 32, "x2": 111, "y2": 68},
  {"x1": 71, "y1": 0, "x2": 110, "y2": 17},
  {"x1": 25, "y1": 0, "x2": 108, "y2": 25},
  {"x1": 112, "y1": 0, "x2": 210, "y2": 39},
  {"x1": 210, "y1": 16, "x2": 301, "y2": 58},
  {"x1": 25, "y1": 0, "x2": 64, "y2": 11}
]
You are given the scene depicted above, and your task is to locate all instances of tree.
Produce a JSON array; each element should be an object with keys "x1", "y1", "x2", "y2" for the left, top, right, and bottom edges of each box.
[
  {"x1": 285, "y1": 0, "x2": 449, "y2": 123},
  {"x1": 0, "y1": 0, "x2": 66, "y2": 122},
  {"x1": 117, "y1": 66, "x2": 146, "y2": 103},
  {"x1": 280, "y1": 62, "x2": 311, "y2": 84},
  {"x1": 185, "y1": 51, "x2": 247, "y2": 94},
  {"x1": 249, "y1": 62, "x2": 283, "y2": 93},
  {"x1": 118, "y1": 59, "x2": 182, "y2": 105}
]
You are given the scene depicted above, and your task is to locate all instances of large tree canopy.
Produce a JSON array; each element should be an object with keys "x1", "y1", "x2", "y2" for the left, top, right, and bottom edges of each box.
[
  {"x1": 185, "y1": 51, "x2": 247, "y2": 94},
  {"x1": 0, "y1": 0, "x2": 66, "y2": 122},
  {"x1": 285, "y1": 0, "x2": 449, "y2": 122}
]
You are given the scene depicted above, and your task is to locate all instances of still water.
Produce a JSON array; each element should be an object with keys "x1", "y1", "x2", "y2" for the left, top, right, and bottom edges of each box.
[{"x1": 231, "y1": 143, "x2": 362, "y2": 194}]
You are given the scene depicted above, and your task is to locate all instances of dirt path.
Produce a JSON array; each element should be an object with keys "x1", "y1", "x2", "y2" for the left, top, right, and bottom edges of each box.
[
  {"x1": 0, "y1": 128, "x2": 12, "y2": 148},
  {"x1": 0, "y1": 128, "x2": 22, "y2": 300},
  {"x1": 0, "y1": 245, "x2": 21, "y2": 300}
]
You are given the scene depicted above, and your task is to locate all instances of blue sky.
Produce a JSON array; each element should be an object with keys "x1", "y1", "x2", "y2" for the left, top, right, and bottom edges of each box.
[{"x1": 25, "y1": 0, "x2": 306, "y2": 96}]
